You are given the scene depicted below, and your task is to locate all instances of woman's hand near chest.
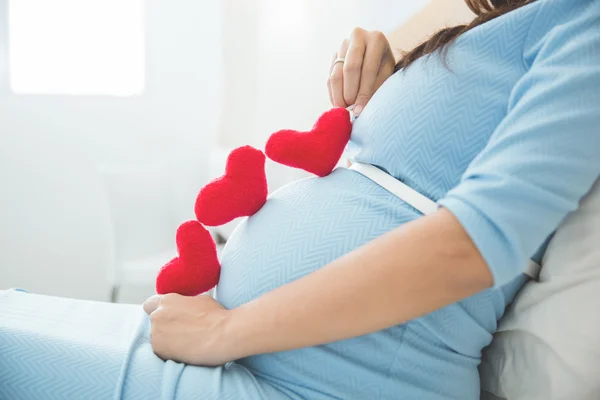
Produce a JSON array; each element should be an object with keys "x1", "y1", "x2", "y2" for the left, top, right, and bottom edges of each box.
[{"x1": 328, "y1": 28, "x2": 396, "y2": 117}]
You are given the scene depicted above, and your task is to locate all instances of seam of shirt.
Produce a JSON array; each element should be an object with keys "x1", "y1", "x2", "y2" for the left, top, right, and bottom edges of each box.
[{"x1": 520, "y1": 0, "x2": 547, "y2": 71}]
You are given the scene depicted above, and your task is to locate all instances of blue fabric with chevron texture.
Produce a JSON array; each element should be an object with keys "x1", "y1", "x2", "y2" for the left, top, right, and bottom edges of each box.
[
  {"x1": 0, "y1": 290, "x2": 288, "y2": 400},
  {"x1": 1, "y1": 0, "x2": 599, "y2": 399}
]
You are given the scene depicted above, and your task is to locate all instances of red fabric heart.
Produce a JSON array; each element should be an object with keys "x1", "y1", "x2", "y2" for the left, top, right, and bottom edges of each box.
[
  {"x1": 195, "y1": 145, "x2": 268, "y2": 226},
  {"x1": 265, "y1": 107, "x2": 352, "y2": 177},
  {"x1": 156, "y1": 220, "x2": 220, "y2": 296}
]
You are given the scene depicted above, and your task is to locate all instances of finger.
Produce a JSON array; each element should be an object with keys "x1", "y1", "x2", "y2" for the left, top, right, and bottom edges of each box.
[
  {"x1": 327, "y1": 51, "x2": 336, "y2": 105},
  {"x1": 343, "y1": 30, "x2": 367, "y2": 106},
  {"x1": 328, "y1": 50, "x2": 337, "y2": 76},
  {"x1": 354, "y1": 32, "x2": 387, "y2": 115},
  {"x1": 330, "y1": 39, "x2": 349, "y2": 108},
  {"x1": 143, "y1": 294, "x2": 161, "y2": 315}
]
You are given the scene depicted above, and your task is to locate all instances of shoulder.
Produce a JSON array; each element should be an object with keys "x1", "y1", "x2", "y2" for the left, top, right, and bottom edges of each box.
[{"x1": 523, "y1": 0, "x2": 600, "y2": 67}]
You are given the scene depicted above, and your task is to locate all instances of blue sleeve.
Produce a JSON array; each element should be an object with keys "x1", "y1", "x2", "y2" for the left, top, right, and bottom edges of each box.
[{"x1": 438, "y1": 0, "x2": 600, "y2": 287}]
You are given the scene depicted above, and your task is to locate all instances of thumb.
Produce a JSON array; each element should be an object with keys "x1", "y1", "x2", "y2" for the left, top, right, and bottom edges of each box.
[{"x1": 143, "y1": 294, "x2": 162, "y2": 315}]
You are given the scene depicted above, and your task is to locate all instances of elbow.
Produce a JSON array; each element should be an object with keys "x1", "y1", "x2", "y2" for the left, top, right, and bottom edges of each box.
[{"x1": 435, "y1": 209, "x2": 496, "y2": 292}]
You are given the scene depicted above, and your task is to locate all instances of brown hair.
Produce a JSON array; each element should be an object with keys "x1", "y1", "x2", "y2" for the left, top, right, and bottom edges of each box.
[{"x1": 394, "y1": 0, "x2": 537, "y2": 72}]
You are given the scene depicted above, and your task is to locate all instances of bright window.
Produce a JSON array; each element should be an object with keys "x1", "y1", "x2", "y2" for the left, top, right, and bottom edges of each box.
[{"x1": 8, "y1": 0, "x2": 145, "y2": 96}]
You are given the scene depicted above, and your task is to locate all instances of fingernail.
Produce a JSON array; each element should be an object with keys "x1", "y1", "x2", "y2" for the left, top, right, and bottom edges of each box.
[{"x1": 353, "y1": 105, "x2": 363, "y2": 116}]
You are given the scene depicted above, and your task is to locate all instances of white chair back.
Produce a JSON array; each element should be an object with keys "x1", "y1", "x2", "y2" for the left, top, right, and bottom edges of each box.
[{"x1": 97, "y1": 162, "x2": 178, "y2": 294}]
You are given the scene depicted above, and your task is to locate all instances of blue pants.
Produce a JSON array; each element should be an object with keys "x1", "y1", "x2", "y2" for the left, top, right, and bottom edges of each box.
[{"x1": 0, "y1": 290, "x2": 287, "y2": 400}]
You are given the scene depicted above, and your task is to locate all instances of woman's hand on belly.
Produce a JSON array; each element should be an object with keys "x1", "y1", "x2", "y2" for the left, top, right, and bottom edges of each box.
[
  {"x1": 143, "y1": 293, "x2": 235, "y2": 366},
  {"x1": 143, "y1": 208, "x2": 494, "y2": 366}
]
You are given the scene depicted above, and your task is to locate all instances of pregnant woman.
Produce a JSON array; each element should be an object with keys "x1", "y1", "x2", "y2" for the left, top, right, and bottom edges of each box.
[{"x1": 1, "y1": 0, "x2": 599, "y2": 399}]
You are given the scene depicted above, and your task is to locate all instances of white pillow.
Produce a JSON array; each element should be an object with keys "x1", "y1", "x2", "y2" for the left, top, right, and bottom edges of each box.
[{"x1": 480, "y1": 178, "x2": 600, "y2": 400}]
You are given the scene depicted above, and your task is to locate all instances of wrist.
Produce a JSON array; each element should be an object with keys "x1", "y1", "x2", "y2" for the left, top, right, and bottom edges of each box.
[{"x1": 220, "y1": 305, "x2": 261, "y2": 360}]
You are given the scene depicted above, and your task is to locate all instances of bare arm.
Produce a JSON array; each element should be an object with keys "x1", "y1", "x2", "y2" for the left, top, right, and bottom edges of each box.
[
  {"x1": 224, "y1": 208, "x2": 492, "y2": 359},
  {"x1": 144, "y1": 208, "x2": 492, "y2": 366}
]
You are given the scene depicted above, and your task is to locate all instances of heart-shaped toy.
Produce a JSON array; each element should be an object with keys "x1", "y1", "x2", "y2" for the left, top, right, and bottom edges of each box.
[
  {"x1": 156, "y1": 220, "x2": 220, "y2": 296},
  {"x1": 195, "y1": 145, "x2": 268, "y2": 226},
  {"x1": 265, "y1": 107, "x2": 352, "y2": 177}
]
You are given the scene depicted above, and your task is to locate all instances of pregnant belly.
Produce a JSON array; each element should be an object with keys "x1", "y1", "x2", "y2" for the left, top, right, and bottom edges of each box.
[
  {"x1": 216, "y1": 167, "x2": 418, "y2": 309},
  {"x1": 215, "y1": 168, "x2": 483, "y2": 399}
]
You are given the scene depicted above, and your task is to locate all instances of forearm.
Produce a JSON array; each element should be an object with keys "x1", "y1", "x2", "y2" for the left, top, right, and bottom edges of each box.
[{"x1": 223, "y1": 208, "x2": 493, "y2": 359}]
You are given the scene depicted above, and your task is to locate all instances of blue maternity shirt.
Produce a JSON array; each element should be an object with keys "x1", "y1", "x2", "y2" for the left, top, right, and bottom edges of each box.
[{"x1": 218, "y1": 0, "x2": 600, "y2": 398}]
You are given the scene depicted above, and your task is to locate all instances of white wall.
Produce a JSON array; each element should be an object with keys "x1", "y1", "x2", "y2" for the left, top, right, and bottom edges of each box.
[{"x1": 0, "y1": 0, "x2": 222, "y2": 301}]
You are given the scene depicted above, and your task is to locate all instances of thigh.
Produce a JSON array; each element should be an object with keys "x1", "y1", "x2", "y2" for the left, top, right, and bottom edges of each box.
[{"x1": 0, "y1": 290, "x2": 286, "y2": 400}]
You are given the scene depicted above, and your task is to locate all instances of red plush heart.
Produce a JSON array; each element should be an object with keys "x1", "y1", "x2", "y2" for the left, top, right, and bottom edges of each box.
[
  {"x1": 265, "y1": 107, "x2": 352, "y2": 177},
  {"x1": 195, "y1": 145, "x2": 268, "y2": 226},
  {"x1": 156, "y1": 220, "x2": 220, "y2": 296}
]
